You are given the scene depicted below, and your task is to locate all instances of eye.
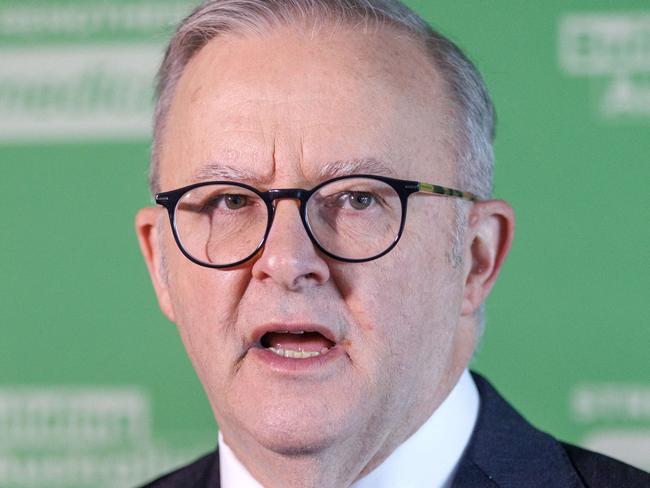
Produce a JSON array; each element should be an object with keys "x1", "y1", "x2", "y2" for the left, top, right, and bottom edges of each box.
[
  {"x1": 224, "y1": 194, "x2": 248, "y2": 209},
  {"x1": 348, "y1": 192, "x2": 374, "y2": 210},
  {"x1": 209, "y1": 194, "x2": 249, "y2": 210},
  {"x1": 330, "y1": 191, "x2": 376, "y2": 210}
]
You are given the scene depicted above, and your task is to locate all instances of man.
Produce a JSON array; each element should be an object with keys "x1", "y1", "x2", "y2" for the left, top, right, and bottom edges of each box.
[{"x1": 135, "y1": 1, "x2": 649, "y2": 486}]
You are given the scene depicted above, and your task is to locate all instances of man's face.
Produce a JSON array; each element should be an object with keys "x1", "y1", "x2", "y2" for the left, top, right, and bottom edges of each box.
[{"x1": 149, "y1": 25, "x2": 478, "y2": 458}]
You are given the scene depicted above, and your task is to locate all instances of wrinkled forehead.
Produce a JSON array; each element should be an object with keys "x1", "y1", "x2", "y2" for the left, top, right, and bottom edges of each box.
[{"x1": 157, "y1": 24, "x2": 458, "y2": 190}]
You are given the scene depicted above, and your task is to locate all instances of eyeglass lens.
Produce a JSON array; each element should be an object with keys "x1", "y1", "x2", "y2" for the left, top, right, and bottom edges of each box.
[{"x1": 173, "y1": 177, "x2": 403, "y2": 266}]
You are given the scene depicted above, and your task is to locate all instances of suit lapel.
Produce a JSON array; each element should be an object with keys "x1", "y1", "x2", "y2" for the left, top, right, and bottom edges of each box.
[
  {"x1": 195, "y1": 448, "x2": 221, "y2": 488},
  {"x1": 452, "y1": 457, "x2": 500, "y2": 487},
  {"x1": 452, "y1": 373, "x2": 585, "y2": 488}
]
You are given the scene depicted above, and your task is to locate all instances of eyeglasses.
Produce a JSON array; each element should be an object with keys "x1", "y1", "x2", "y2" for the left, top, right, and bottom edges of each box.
[{"x1": 155, "y1": 174, "x2": 480, "y2": 268}]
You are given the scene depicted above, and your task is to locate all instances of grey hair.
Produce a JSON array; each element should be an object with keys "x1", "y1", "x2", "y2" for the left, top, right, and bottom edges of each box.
[
  {"x1": 150, "y1": 0, "x2": 495, "y2": 200},
  {"x1": 150, "y1": 0, "x2": 495, "y2": 335}
]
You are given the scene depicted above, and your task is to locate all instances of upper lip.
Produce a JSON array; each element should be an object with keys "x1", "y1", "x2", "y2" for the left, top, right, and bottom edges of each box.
[{"x1": 249, "y1": 323, "x2": 340, "y2": 348}]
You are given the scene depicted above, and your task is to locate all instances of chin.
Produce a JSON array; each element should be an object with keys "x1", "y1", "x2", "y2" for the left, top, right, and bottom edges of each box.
[
  {"x1": 256, "y1": 430, "x2": 337, "y2": 457},
  {"x1": 234, "y1": 393, "x2": 354, "y2": 456}
]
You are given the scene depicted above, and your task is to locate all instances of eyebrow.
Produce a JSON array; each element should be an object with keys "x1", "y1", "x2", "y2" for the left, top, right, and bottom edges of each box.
[
  {"x1": 193, "y1": 163, "x2": 269, "y2": 185},
  {"x1": 193, "y1": 157, "x2": 396, "y2": 186},
  {"x1": 316, "y1": 158, "x2": 397, "y2": 180}
]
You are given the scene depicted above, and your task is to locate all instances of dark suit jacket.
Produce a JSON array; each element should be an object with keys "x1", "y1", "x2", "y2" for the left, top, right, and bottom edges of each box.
[{"x1": 141, "y1": 373, "x2": 650, "y2": 487}]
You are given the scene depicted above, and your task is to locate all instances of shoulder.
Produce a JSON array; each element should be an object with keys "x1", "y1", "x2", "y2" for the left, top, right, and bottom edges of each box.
[
  {"x1": 456, "y1": 372, "x2": 650, "y2": 487},
  {"x1": 561, "y1": 442, "x2": 650, "y2": 487},
  {"x1": 138, "y1": 449, "x2": 220, "y2": 488}
]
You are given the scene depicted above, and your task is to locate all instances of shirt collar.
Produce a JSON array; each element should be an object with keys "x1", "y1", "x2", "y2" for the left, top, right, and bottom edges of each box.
[
  {"x1": 219, "y1": 369, "x2": 479, "y2": 488},
  {"x1": 219, "y1": 430, "x2": 265, "y2": 488}
]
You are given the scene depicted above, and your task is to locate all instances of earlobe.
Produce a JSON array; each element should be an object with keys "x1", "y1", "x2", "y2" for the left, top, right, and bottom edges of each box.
[
  {"x1": 135, "y1": 207, "x2": 176, "y2": 322},
  {"x1": 460, "y1": 200, "x2": 515, "y2": 317}
]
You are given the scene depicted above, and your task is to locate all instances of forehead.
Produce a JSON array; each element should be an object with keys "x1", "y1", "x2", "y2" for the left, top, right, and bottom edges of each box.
[{"x1": 158, "y1": 23, "x2": 457, "y2": 189}]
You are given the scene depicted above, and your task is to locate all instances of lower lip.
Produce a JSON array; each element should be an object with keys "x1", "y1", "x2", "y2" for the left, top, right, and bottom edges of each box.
[{"x1": 248, "y1": 345, "x2": 345, "y2": 373}]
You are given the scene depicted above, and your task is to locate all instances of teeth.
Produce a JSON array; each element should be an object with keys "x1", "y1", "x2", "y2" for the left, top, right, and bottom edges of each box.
[
  {"x1": 289, "y1": 330, "x2": 305, "y2": 334},
  {"x1": 267, "y1": 346, "x2": 329, "y2": 359}
]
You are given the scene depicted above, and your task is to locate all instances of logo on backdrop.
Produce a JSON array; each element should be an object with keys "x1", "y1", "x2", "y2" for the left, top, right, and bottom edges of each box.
[
  {"x1": 571, "y1": 383, "x2": 650, "y2": 471},
  {"x1": 559, "y1": 13, "x2": 650, "y2": 119},
  {"x1": 0, "y1": 1, "x2": 193, "y2": 143},
  {"x1": 0, "y1": 387, "x2": 209, "y2": 487},
  {"x1": 0, "y1": 44, "x2": 162, "y2": 142}
]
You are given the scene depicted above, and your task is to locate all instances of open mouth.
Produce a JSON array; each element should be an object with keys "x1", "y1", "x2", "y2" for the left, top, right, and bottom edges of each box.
[{"x1": 259, "y1": 330, "x2": 336, "y2": 359}]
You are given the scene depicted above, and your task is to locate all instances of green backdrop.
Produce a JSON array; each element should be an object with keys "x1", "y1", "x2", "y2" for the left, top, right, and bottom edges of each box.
[{"x1": 1, "y1": 1, "x2": 648, "y2": 486}]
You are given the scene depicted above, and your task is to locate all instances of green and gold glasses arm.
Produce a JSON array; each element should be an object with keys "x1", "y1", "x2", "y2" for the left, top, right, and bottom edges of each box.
[{"x1": 417, "y1": 182, "x2": 481, "y2": 202}]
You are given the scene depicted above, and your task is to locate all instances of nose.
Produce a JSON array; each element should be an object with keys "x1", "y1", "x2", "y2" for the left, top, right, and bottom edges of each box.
[{"x1": 251, "y1": 199, "x2": 330, "y2": 290}]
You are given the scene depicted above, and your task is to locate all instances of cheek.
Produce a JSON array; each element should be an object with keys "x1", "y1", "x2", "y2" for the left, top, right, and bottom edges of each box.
[
  {"x1": 166, "y1": 255, "x2": 249, "y2": 384},
  {"x1": 341, "y1": 225, "x2": 462, "y2": 366}
]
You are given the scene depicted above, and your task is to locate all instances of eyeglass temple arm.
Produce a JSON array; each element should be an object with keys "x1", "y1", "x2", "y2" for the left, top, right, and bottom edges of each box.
[{"x1": 417, "y1": 182, "x2": 481, "y2": 202}]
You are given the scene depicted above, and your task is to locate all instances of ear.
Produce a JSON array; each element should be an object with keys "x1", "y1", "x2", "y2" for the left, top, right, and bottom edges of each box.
[
  {"x1": 460, "y1": 200, "x2": 515, "y2": 317},
  {"x1": 135, "y1": 207, "x2": 176, "y2": 322}
]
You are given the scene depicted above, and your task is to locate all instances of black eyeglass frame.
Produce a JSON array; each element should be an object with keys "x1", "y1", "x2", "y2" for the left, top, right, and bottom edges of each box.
[{"x1": 155, "y1": 174, "x2": 480, "y2": 269}]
